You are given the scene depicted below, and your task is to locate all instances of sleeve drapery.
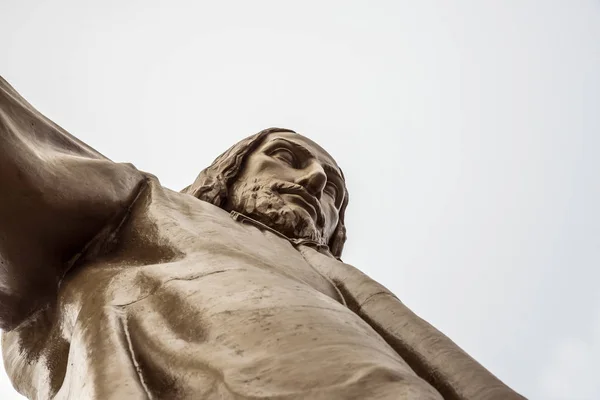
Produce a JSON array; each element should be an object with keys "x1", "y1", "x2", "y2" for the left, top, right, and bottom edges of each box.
[
  {"x1": 299, "y1": 246, "x2": 527, "y2": 400},
  {"x1": 0, "y1": 77, "x2": 145, "y2": 330}
]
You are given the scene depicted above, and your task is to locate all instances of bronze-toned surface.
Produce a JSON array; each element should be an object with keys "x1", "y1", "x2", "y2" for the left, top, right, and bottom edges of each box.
[{"x1": 0, "y1": 76, "x2": 525, "y2": 399}]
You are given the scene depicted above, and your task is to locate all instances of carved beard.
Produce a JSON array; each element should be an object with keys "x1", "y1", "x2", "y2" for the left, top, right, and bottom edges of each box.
[{"x1": 228, "y1": 178, "x2": 323, "y2": 243}]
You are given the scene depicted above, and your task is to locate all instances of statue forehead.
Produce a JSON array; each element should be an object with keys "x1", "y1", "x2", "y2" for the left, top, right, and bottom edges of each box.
[{"x1": 255, "y1": 131, "x2": 342, "y2": 173}]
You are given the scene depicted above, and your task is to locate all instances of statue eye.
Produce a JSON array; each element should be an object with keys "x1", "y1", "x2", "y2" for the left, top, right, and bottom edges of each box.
[
  {"x1": 270, "y1": 148, "x2": 296, "y2": 166},
  {"x1": 324, "y1": 182, "x2": 339, "y2": 203}
]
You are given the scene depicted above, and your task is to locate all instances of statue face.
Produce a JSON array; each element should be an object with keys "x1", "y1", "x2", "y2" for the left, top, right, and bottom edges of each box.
[{"x1": 227, "y1": 131, "x2": 346, "y2": 245}]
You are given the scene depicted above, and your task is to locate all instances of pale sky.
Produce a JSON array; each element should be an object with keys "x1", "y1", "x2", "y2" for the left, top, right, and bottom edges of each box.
[{"x1": 1, "y1": 1, "x2": 599, "y2": 399}]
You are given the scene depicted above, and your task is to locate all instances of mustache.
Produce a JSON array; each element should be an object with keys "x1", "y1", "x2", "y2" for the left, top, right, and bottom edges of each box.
[{"x1": 269, "y1": 181, "x2": 325, "y2": 227}]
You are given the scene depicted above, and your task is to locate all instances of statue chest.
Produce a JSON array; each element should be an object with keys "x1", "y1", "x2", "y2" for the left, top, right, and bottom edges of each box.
[
  {"x1": 46, "y1": 190, "x2": 420, "y2": 399},
  {"x1": 3, "y1": 183, "x2": 431, "y2": 399},
  {"x1": 59, "y1": 185, "x2": 347, "y2": 335}
]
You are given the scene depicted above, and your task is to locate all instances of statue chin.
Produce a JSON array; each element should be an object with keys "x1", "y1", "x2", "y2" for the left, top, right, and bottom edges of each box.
[{"x1": 228, "y1": 178, "x2": 323, "y2": 243}]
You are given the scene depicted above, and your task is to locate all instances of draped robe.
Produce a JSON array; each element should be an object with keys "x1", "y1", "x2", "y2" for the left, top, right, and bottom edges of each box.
[{"x1": 0, "y1": 77, "x2": 525, "y2": 400}]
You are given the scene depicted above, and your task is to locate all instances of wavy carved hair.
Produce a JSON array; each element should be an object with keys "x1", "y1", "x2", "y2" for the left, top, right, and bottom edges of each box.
[{"x1": 181, "y1": 128, "x2": 349, "y2": 258}]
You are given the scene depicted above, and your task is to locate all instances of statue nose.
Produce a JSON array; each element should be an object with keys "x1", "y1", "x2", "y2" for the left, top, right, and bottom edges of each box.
[{"x1": 296, "y1": 164, "x2": 327, "y2": 199}]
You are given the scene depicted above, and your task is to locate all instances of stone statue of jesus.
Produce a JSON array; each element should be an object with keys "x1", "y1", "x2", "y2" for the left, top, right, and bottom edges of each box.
[{"x1": 0, "y1": 77, "x2": 525, "y2": 400}]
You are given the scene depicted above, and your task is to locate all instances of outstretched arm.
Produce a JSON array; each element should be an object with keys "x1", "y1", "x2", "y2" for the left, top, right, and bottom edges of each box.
[
  {"x1": 0, "y1": 77, "x2": 145, "y2": 330},
  {"x1": 301, "y1": 248, "x2": 526, "y2": 400}
]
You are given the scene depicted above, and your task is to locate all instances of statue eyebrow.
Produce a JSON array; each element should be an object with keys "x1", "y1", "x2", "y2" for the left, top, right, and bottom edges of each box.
[{"x1": 268, "y1": 138, "x2": 315, "y2": 159}]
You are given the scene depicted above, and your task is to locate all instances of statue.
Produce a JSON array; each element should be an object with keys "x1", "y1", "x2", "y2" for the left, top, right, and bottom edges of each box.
[{"x1": 0, "y1": 76, "x2": 525, "y2": 400}]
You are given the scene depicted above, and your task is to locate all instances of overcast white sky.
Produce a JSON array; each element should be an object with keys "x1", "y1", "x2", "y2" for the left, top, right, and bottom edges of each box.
[{"x1": 1, "y1": 1, "x2": 599, "y2": 399}]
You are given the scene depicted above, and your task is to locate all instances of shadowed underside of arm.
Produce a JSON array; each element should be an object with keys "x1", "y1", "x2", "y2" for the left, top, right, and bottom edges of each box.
[{"x1": 0, "y1": 77, "x2": 145, "y2": 330}]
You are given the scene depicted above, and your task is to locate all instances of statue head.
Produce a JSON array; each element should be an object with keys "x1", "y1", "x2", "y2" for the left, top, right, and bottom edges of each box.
[{"x1": 182, "y1": 128, "x2": 349, "y2": 258}]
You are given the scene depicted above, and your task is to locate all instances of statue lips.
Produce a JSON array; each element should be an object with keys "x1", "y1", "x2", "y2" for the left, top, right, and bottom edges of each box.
[{"x1": 278, "y1": 186, "x2": 324, "y2": 227}]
